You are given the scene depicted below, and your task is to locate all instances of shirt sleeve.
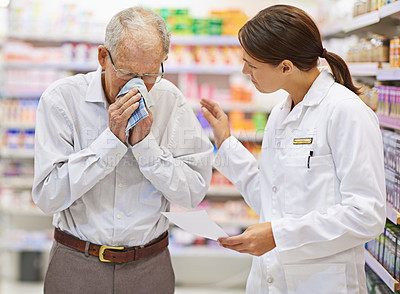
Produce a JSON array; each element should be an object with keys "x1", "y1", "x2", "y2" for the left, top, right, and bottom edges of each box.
[
  {"x1": 32, "y1": 92, "x2": 127, "y2": 214},
  {"x1": 214, "y1": 136, "x2": 262, "y2": 215},
  {"x1": 129, "y1": 104, "x2": 214, "y2": 209},
  {"x1": 271, "y1": 98, "x2": 386, "y2": 263}
]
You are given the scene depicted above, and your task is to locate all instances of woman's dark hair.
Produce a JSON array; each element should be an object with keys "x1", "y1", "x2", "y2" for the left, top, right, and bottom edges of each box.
[{"x1": 238, "y1": 4, "x2": 361, "y2": 95}]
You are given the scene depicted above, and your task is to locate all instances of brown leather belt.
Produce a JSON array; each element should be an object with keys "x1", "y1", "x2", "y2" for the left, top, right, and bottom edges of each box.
[{"x1": 54, "y1": 228, "x2": 169, "y2": 263}]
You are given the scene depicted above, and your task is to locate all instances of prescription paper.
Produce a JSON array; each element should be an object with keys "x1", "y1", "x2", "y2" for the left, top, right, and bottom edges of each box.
[{"x1": 161, "y1": 210, "x2": 229, "y2": 241}]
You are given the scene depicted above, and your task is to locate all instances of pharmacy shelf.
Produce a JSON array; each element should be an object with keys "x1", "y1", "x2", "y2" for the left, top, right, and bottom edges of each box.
[
  {"x1": 344, "y1": 10, "x2": 380, "y2": 33},
  {"x1": 378, "y1": 115, "x2": 400, "y2": 131},
  {"x1": 377, "y1": 68, "x2": 400, "y2": 81},
  {"x1": 0, "y1": 177, "x2": 33, "y2": 189},
  {"x1": 7, "y1": 33, "x2": 239, "y2": 47},
  {"x1": 5, "y1": 61, "x2": 98, "y2": 72},
  {"x1": 2, "y1": 92, "x2": 43, "y2": 99},
  {"x1": 206, "y1": 130, "x2": 264, "y2": 143},
  {"x1": 6, "y1": 62, "x2": 242, "y2": 75},
  {"x1": 0, "y1": 148, "x2": 34, "y2": 159},
  {"x1": 207, "y1": 185, "x2": 241, "y2": 197},
  {"x1": 0, "y1": 207, "x2": 47, "y2": 217},
  {"x1": 364, "y1": 249, "x2": 400, "y2": 291},
  {"x1": 170, "y1": 245, "x2": 250, "y2": 258},
  {"x1": 167, "y1": 64, "x2": 242, "y2": 75},
  {"x1": 188, "y1": 99, "x2": 273, "y2": 113},
  {"x1": 386, "y1": 202, "x2": 400, "y2": 225},
  {"x1": 379, "y1": 1, "x2": 400, "y2": 18},
  {"x1": 0, "y1": 122, "x2": 35, "y2": 129},
  {"x1": 7, "y1": 32, "x2": 103, "y2": 44},
  {"x1": 348, "y1": 62, "x2": 389, "y2": 77},
  {"x1": 171, "y1": 35, "x2": 239, "y2": 46},
  {"x1": 0, "y1": 240, "x2": 52, "y2": 252},
  {"x1": 321, "y1": 2, "x2": 400, "y2": 38}
]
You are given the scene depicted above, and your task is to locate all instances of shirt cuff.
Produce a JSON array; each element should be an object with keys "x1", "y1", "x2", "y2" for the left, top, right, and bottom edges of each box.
[
  {"x1": 213, "y1": 136, "x2": 241, "y2": 170},
  {"x1": 89, "y1": 128, "x2": 128, "y2": 169},
  {"x1": 271, "y1": 217, "x2": 293, "y2": 263},
  {"x1": 130, "y1": 132, "x2": 164, "y2": 166}
]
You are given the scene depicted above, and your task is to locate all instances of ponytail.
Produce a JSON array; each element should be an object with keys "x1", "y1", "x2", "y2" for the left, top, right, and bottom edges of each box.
[{"x1": 323, "y1": 50, "x2": 361, "y2": 95}]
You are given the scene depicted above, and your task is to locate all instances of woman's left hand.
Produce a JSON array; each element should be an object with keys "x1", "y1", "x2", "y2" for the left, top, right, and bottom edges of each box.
[{"x1": 218, "y1": 222, "x2": 276, "y2": 256}]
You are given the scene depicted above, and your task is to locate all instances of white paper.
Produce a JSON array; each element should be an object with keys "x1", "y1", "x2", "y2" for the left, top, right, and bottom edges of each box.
[{"x1": 161, "y1": 210, "x2": 229, "y2": 241}]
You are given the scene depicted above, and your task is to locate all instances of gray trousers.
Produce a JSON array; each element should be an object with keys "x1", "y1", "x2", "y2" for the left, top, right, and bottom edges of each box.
[{"x1": 44, "y1": 241, "x2": 175, "y2": 294}]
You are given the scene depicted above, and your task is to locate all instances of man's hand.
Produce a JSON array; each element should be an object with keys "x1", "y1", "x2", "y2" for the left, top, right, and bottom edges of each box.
[
  {"x1": 218, "y1": 222, "x2": 276, "y2": 256},
  {"x1": 128, "y1": 108, "x2": 153, "y2": 146},
  {"x1": 109, "y1": 88, "x2": 141, "y2": 142}
]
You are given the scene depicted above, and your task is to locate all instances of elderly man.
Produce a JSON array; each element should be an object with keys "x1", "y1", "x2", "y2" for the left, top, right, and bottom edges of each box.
[{"x1": 32, "y1": 7, "x2": 213, "y2": 294}]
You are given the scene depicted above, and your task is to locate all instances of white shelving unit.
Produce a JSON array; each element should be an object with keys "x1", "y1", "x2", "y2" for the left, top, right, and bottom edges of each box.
[
  {"x1": 386, "y1": 203, "x2": 400, "y2": 225},
  {"x1": 321, "y1": 1, "x2": 400, "y2": 38},
  {"x1": 365, "y1": 249, "x2": 400, "y2": 291}
]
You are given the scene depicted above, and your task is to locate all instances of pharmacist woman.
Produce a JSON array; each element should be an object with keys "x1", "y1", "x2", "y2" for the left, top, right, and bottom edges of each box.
[{"x1": 201, "y1": 4, "x2": 386, "y2": 294}]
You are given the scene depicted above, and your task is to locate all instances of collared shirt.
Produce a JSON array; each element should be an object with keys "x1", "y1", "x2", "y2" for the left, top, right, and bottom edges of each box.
[
  {"x1": 215, "y1": 69, "x2": 386, "y2": 294},
  {"x1": 32, "y1": 66, "x2": 213, "y2": 247}
]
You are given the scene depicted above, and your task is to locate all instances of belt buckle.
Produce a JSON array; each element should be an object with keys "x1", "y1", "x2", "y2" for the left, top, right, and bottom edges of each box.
[{"x1": 99, "y1": 245, "x2": 124, "y2": 262}]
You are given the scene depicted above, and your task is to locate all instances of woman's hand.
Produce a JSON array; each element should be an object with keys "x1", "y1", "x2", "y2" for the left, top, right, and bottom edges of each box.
[
  {"x1": 217, "y1": 222, "x2": 276, "y2": 256},
  {"x1": 200, "y1": 98, "x2": 231, "y2": 149}
]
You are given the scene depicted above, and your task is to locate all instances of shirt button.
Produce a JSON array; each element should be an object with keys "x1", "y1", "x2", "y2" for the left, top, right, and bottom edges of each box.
[
  {"x1": 118, "y1": 183, "x2": 123, "y2": 188},
  {"x1": 267, "y1": 276, "x2": 273, "y2": 283},
  {"x1": 116, "y1": 153, "x2": 121, "y2": 157},
  {"x1": 272, "y1": 186, "x2": 278, "y2": 193},
  {"x1": 117, "y1": 214, "x2": 121, "y2": 219},
  {"x1": 135, "y1": 152, "x2": 141, "y2": 157},
  {"x1": 276, "y1": 141, "x2": 281, "y2": 148}
]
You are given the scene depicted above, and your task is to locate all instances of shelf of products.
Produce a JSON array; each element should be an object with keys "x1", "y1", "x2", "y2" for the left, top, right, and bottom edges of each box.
[
  {"x1": 321, "y1": 1, "x2": 400, "y2": 38},
  {"x1": 387, "y1": 203, "x2": 400, "y2": 225},
  {"x1": 364, "y1": 249, "x2": 400, "y2": 291}
]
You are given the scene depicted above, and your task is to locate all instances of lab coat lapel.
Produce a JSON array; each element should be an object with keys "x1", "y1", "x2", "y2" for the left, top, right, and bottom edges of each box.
[{"x1": 278, "y1": 69, "x2": 335, "y2": 128}]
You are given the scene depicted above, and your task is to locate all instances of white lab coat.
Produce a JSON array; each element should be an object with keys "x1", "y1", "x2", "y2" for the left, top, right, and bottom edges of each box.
[{"x1": 215, "y1": 69, "x2": 386, "y2": 294}]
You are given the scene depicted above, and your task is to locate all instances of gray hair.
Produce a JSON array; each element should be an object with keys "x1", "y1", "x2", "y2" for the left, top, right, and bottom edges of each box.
[{"x1": 105, "y1": 7, "x2": 170, "y2": 59}]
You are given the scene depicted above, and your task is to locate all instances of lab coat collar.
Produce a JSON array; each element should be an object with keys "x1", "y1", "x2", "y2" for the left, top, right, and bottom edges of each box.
[
  {"x1": 278, "y1": 69, "x2": 334, "y2": 126},
  {"x1": 85, "y1": 66, "x2": 154, "y2": 108},
  {"x1": 302, "y1": 68, "x2": 335, "y2": 107}
]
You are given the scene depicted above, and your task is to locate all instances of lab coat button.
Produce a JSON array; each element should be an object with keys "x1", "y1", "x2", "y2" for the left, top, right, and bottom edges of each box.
[
  {"x1": 267, "y1": 277, "x2": 273, "y2": 283},
  {"x1": 116, "y1": 153, "x2": 121, "y2": 157},
  {"x1": 117, "y1": 214, "x2": 121, "y2": 219},
  {"x1": 272, "y1": 186, "x2": 278, "y2": 193},
  {"x1": 276, "y1": 142, "x2": 281, "y2": 148},
  {"x1": 135, "y1": 152, "x2": 141, "y2": 157},
  {"x1": 118, "y1": 183, "x2": 123, "y2": 188}
]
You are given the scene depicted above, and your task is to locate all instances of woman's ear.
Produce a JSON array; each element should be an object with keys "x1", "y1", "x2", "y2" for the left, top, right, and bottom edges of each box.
[
  {"x1": 98, "y1": 45, "x2": 108, "y2": 70},
  {"x1": 280, "y1": 59, "x2": 294, "y2": 74}
]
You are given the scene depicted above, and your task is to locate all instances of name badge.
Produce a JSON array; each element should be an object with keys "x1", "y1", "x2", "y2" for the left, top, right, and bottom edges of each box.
[{"x1": 293, "y1": 138, "x2": 313, "y2": 145}]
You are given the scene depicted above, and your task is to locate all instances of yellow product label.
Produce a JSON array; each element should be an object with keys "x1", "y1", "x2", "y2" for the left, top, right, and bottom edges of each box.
[{"x1": 293, "y1": 138, "x2": 313, "y2": 145}]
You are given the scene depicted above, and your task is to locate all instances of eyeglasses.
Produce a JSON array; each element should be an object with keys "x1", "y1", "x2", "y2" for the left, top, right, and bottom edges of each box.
[{"x1": 106, "y1": 49, "x2": 164, "y2": 84}]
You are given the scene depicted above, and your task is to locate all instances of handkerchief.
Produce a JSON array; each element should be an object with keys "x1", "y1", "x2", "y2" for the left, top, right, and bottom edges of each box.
[{"x1": 116, "y1": 78, "x2": 149, "y2": 135}]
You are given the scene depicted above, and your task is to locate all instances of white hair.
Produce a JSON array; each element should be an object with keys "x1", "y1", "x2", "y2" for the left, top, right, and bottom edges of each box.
[{"x1": 105, "y1": 7, "x2": 170, "y2": 59}]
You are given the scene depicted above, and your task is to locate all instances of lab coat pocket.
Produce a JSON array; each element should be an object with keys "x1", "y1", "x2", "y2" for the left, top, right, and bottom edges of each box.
[
  {"x1": 283, "y1": 154, "x2": 336, "y2": 215},
  {"x1": 283, "y1": 263, "x2": 347, "y2": 294}
]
